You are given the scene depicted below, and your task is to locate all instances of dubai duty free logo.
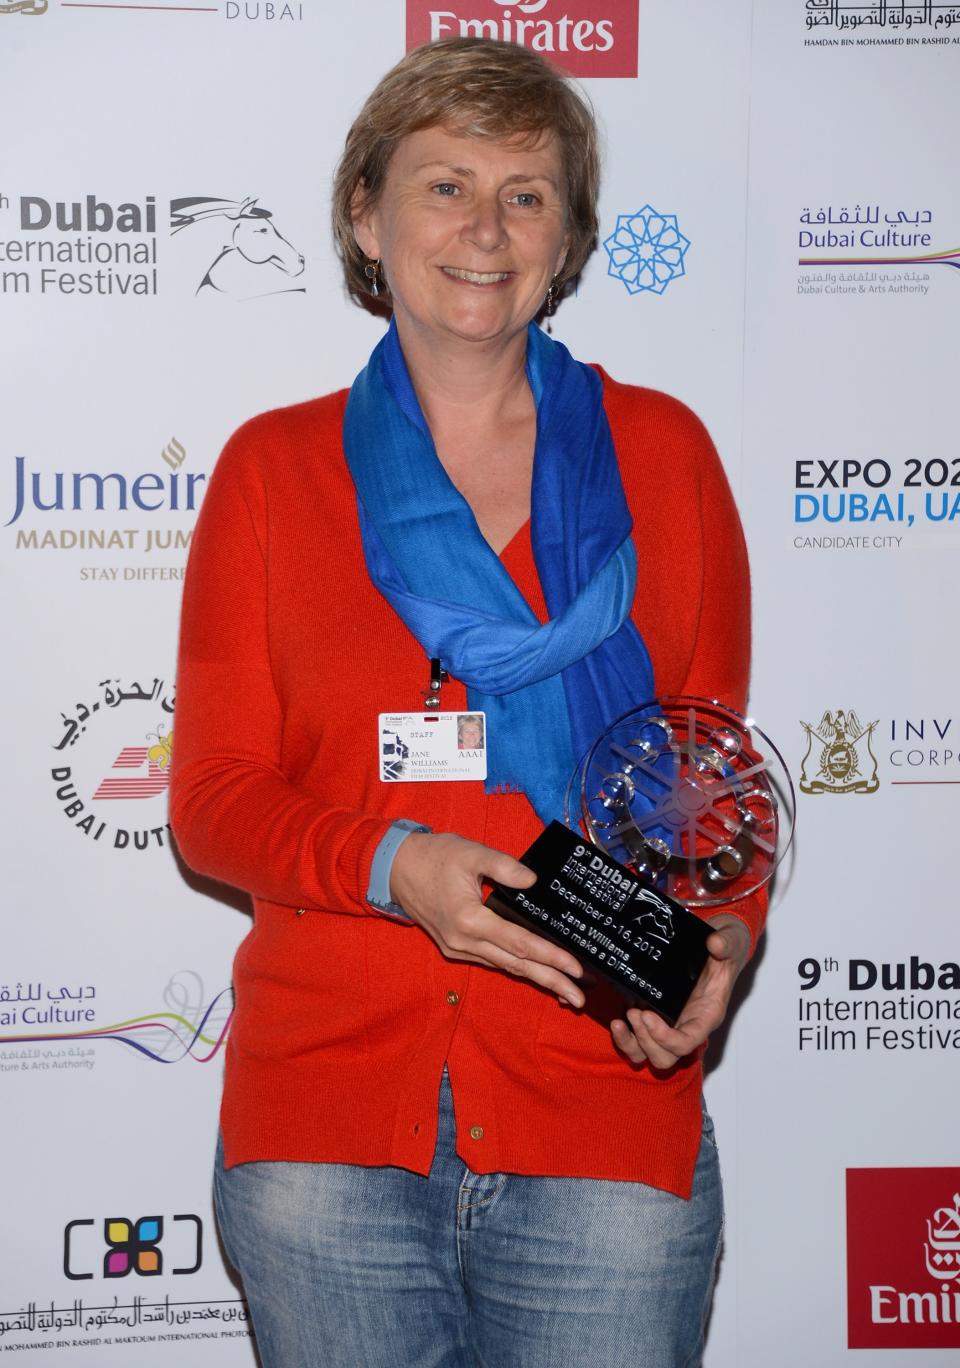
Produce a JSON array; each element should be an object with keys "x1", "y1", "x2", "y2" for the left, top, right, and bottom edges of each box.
[
  {"x1": 603, "y1": 206, "x2": 690, "y2": 295},
  {"x1": 847, "y1": 1169, "x2": 960, "y2": 1349},
  {"x1": 799, "y1": 708, "x2": 879, "y2": 795},
  {"x1": 50, "y1": 676, "x2": 176, "y2": 853}
]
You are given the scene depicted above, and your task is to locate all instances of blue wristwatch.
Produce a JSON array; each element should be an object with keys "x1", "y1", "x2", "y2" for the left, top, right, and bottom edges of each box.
[{"x1": 366, "y1": 818, "x2": 432, "y2": 919}]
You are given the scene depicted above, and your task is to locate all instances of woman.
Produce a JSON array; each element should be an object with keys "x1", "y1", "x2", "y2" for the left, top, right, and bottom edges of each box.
[{"x1": 171, "y1": 37, "x2": 761, "y2": 1368}]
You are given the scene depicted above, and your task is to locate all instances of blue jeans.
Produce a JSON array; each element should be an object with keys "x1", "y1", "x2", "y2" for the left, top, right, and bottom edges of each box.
[{"x1": 214, "y1": 1072, "x2": 722, "y2": 1368}]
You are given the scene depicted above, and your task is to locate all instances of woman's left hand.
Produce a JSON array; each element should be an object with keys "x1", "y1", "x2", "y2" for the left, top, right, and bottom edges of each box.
[{"x1": 610, "y1": 914, "x2": 752, "y2": 1070}]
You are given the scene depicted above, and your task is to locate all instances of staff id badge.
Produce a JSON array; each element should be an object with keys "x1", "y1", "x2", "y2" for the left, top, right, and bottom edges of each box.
[{"x1": 379, "y1": 712, "x2": 487, "y2": 783}]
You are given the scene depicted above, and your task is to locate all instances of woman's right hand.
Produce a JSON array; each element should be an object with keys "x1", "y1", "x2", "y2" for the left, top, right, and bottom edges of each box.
[{"x1": 390, "y1": 832, "x2": 586, "y2": 1007}]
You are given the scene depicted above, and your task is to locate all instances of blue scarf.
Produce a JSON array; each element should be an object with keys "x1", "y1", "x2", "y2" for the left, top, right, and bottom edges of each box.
[{"x1": 343, "y1": 319, "x2": 655, "y2": 824}]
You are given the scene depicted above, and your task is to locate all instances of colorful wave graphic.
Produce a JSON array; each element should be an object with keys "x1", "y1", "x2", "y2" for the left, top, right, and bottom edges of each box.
[
  {"x1": 0, "y1": 982, "x2": 232, "y2": 1064},
  {"x1": 799, "y1": 245, "x2": 960, "y2": 271}
]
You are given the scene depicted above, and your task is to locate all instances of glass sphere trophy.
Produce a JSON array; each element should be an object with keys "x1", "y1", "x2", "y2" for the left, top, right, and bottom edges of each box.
[{"x1": 486, "y1": 698, "x2": 795, "y2": 1024}]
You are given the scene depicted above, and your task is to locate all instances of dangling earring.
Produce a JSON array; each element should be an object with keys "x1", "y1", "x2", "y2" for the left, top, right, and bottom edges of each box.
[
  {"x1": 364, "y1": 258, "x2": 381, "y2": 297},
  {"x1": 544, "y1": 275, "x2": 560, "y2": 333}
]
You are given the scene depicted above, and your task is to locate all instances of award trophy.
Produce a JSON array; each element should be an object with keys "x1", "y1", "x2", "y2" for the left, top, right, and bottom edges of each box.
[{"x1": 486, "y1": 698, "x2": 795, "y2": 1024}]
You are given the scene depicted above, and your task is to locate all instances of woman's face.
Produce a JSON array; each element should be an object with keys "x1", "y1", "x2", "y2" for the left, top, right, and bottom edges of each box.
[
  {"x1": 459, "y1": 721, "x2": 483, "y2": 749},
  {"x1": 354, "y1": 125, "x2": 569, "y2": 351}
]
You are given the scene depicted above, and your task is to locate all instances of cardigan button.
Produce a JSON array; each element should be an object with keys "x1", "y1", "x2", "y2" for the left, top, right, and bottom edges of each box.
[
  {"x1": 469, "y1": 1125, "x2": 484, "y2": 1141},
  {"x1": 295, "y1": 908, "x2": 306, "y2": 918},
  {"x1": 446, "y1": 991, "x2": 460, "y2": 1006}
]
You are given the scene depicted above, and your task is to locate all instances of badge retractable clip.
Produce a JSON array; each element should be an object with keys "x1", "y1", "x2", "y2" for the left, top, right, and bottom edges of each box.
[{"x1": 423, "y1": 657, "x2": 449, "y2": 711}]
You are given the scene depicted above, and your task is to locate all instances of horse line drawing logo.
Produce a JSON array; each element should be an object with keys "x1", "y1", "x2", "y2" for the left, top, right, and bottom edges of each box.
[{"x1": 170, "y1": 196, "x2": 306, "y2": 300}]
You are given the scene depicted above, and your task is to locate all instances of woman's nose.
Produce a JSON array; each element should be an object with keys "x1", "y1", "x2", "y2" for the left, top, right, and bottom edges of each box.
[{"x1": 462, "y1": 194, "x2": 508, "y2": 251}]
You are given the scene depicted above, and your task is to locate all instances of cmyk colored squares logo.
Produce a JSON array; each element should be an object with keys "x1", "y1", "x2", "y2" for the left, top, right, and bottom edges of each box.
[
  {"x1": 603, "y1": 206, "x2": 690, "y2": 295},
  {"x1": 64, "y1": 1212, "x2": 202, "y2": 1280},
  {"x1": 104, "y1": 1216, "x2": 163, "y2": 1278}
]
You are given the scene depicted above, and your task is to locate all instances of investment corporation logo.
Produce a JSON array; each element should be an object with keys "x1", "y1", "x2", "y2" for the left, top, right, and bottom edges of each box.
[
  {"x1": 64, "y1": 1214, "x2": 202, "y2": 1281},
  {"x1": 603, "y1": 207, "x2": 690, "y2": 295},
  {"x1": 804, "y1": 0, "x2": 960, "y2": 46},
  {"x1": 800, "y1": 706, "x2": 960, "y2": 790},
  {"x1": 796, "y1": 201, "x2": 960, "y2": 298},
  {"x1": 50, "y1": 676, "x2": 175, "y2": 853},
  {"x1": 847, "y1": 1169, "x2": 960, "y2": 1348},
  {"x1": 0, "y1": 191, "x2": 306, "y2": 300},
  {"x1": 800, "y1": 709, "x2": 879, "y2": 795},
  {"x1": 406, "y1": 0, "x2": 639, "y2": 77}
]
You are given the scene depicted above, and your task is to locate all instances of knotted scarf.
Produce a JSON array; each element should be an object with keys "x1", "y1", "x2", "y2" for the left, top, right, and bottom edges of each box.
[{"x1": 343, "y1": 318, "x2": 655, "y2": 824}]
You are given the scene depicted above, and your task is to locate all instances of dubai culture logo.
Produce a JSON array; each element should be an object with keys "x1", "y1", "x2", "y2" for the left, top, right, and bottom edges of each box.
[
  {"x1": 0, "y1": 971, "x2": 233, "y2": 1065},
  {"x1": 603, "y1": 206, "x2": 690, "y2": 296},
  {"x1": 170, "y1": 196, "x2": 305, "y2": 299},
  {"x1": 799, "y1": 708, "x2": 880, "y2": 795},
  {"x1": 797, "y1": 202, "x2": 960, "y2": 282}
]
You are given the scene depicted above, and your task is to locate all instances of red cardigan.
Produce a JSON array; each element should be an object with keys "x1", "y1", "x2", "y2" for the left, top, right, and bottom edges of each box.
[{"x1": 171, "y1": 371, "x2": 760, "y2": 1199}]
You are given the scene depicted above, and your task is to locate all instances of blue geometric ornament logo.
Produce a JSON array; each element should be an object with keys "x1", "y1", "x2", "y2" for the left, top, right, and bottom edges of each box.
[{"x1": 604, "y1": 206, "x2": 691, "y2": 295}]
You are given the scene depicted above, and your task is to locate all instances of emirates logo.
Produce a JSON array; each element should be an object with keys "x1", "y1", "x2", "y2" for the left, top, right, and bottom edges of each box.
[
  {"x1": 405, "y1": 0, "x2": 639, "y2": 78},
  {"x1": 847, "y1": 1168, "x2": 960, "y2": 1349}
]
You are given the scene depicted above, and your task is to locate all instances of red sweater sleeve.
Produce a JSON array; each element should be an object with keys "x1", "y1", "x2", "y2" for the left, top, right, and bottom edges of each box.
[{"x1": 169, "y1": 417, "x2": 391, "y2": 915}]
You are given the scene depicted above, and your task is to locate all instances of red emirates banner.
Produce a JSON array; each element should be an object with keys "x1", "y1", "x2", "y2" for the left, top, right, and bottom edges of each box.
[
  {"x1": 847, "y1": 1168, "x2": 960, "y2": 1350},
  {"x1": 406, "y1": 0, "x2": 639, "y2": 79}
]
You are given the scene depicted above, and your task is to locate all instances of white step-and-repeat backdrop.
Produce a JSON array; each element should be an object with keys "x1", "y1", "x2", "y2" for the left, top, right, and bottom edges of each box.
[{"x1": 2, "y1": 3, "x2": 957, "y2": 1364}]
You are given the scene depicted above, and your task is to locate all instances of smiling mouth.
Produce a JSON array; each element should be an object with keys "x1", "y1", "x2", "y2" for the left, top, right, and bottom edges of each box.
[{"x1": 441, "y1": 267, "x2": 512, "y2": 285}]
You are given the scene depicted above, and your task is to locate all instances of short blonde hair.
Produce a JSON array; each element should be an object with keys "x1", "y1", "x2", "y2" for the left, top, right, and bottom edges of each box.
[{"x1": 332, "y1": 38, "x2": 600, "y2": 318}]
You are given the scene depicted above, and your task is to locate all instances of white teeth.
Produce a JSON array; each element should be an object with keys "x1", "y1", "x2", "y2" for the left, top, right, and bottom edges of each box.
[{"x1": 443, "y1": 267, "x2": 510, "y2": 284}]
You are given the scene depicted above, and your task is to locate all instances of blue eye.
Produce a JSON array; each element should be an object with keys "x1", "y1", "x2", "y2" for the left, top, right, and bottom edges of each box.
[
  {"x1": 511, "y1": 192, "x2": 540, "y2": 208},
  {"x1": 434, "y1": 183, "x2": 459, "y2": 196}
]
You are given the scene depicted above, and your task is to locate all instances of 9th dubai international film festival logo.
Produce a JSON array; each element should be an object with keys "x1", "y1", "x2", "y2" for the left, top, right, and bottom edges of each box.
[
  {"x1": 0, "y1": 191, "x2": 306, "y2": 300},
  {"x1": 50, "y1": 676, "x2": 175, "y2": 853},
  {"x1": 799, "y1": 708, "x2": 880, "y2": 795},
  {"x1": 603, "y1": 207, "x2": 691, "y2": 296},
  {"x1": 847, "y1": 1169, "x2": 960, "y2": 1349}
]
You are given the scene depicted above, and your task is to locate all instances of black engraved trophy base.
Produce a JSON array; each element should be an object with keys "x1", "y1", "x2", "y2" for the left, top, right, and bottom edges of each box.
[{"x1": 486, "y1": 822, "x2": 712, "y2": 1025}]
